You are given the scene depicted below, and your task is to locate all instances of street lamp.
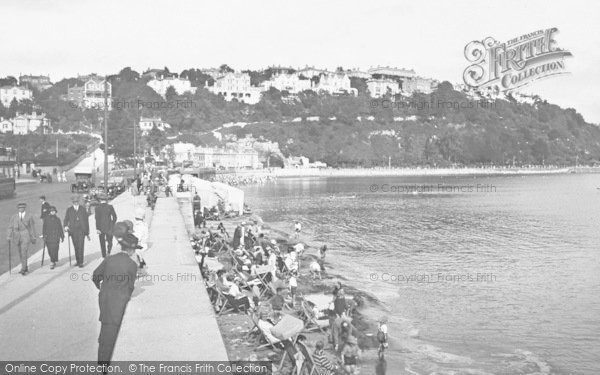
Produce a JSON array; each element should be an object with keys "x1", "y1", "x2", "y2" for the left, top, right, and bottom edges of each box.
[{"x1": 103, "y1": 78, "x2": 109, "y2": 193}]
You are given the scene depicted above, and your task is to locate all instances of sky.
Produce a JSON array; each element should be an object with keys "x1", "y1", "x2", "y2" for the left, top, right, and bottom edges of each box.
[{"x1": 1, "y1": 0, "x2": 599, "y2": 123}]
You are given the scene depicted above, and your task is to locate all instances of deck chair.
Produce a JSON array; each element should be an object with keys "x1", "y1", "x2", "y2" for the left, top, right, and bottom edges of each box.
[
  {"x1": 254, "y1": 317, "x2": 283, "y2": 350},
  {"x1": 278, "y1": 337, "x2": 300, "y2": 373},
  {"x1": 245, "y1": 310, "x2": 262, "y2": 339},
  {"x1": 299, "y1": 298, "x2": 329, "y2": 334},
  {"x1": 254, "y1": 266, "x2": 274, "y2": 297},
  {"x1": 296, "y1": 341, "x2": 316, "y2": 375},
  {"x1": 215, "y1": 287, "x2": 236, "y2": 316},
  {"x1": 232, "y1": 269, "x2": 262, "y2": 302},
  {"x1": 223, "y1": 293, "x2": 250, "y2": 314}
]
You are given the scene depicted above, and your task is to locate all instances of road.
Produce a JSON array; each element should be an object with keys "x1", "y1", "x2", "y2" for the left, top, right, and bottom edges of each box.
[
  {"x1": 0, "y1": 181, "x2": 85, "y2": 275},
  {"x1": 0, "y1": 147, "x2": 110, "y2": 275}
]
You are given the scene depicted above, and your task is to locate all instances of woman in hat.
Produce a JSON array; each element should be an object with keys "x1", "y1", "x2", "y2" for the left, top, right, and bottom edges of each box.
[
  {"x1": 42, "y1": 206, "x2": 64, "y2": 269},
  {"x1": 340, "y1": 335, "x2": 361, "y2": 374}
]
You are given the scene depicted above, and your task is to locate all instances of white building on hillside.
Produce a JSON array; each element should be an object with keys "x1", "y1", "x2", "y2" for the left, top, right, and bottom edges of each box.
[
  {"x1": 296, "y1": 66, "x2": 328, "y2": 79},
  {"x1": 315, "y1": 73, "x2": 357, "y2": 96},
  {"x1": 207, "y1": 72, "x2": 264, "y2": 104},
  {"x1": 148, "y1": 77, "x2": 197, "y2": 98},
  {"x1": 139, "y1": 117, "x2": 171, "y2": 134},
  {"x1": 263, "y1": 73, "x2": 312, "y2": 94},
  {"x1": 19, "y1": 75, "x2": 53, "y2": 91},
  {"x1": 367, "y1": 78, "x2": 401, "y2": 98},
  {"x1": 67, "y1": 78, "x2": 112, "y2": 109},
  {"x1": 0, "y1": 86, "x2": 33, "y2": 107},
  {"x1": 368, "y1": 66, "x2": 416, "y2": 80},
  {"x1": 0, "y1": 118, "x2": 13, "y2": 133},
  {"x1": 10, "y1": 112, "x2": 51, "y2": 134}
]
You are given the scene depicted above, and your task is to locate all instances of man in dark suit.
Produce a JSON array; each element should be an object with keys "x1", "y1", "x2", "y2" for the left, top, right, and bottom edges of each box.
[
  {"x1": 42, "y1": 206, "x2": 64, "y2": 269},
  {"x1": 6, "y1": 203, "x2": 37, "y2": 275},
  {"x1": 95, "y1": 194, "x2": 117, "y2": 258},
  {"x1": 64, "y1": 196, "x2": 90, "y2": 267},
  {"x1": 93, "y1": 233, "x2": 138, "y2": 365},
  {"x1": 40, "y1": 195, "x2": 51, "y2": 220}
]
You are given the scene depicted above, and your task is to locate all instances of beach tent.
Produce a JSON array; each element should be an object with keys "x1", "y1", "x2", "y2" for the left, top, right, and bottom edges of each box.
[
  {"x1": 169, "y1": 175, "x2": 244, "y2": 215},
  {"x1": 211, "y1": 181, "x2": 244, "y2": 215}
]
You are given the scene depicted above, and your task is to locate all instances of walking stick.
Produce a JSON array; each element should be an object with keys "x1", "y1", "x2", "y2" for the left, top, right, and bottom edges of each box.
[
  {"x1": 67, "y1": 234, "x2": 72, "y2": 266},
  {"x1": 7, "y1": 239, "x2": 11, "y2": 275},
  {"x1": 41, "y1": 238, "x2": 45, "y2": 267}
]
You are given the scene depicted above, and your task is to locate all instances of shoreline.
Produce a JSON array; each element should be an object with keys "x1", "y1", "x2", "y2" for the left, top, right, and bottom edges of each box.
[{"x1": 216, "y1": 166, "x2": 596, "y2": 179}]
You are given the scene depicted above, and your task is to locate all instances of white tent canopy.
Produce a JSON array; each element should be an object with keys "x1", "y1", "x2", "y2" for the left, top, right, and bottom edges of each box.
[{"x1": 169, "y1": 174, "x2": 244, "y2": 215}]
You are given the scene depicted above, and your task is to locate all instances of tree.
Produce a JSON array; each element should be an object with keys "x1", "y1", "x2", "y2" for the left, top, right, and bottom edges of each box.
[
  {"x1": 144, "y1": 125, "x2": 166, "y2": 155},
  {"x1": 219, "y1": 64, "x2": 234, "y2": 73},
  {"x1": 0, "y1": 76, "x2": 18, "y2": 87},
  {"x1": 117, "y1": 67, "x2": 140, "y2": 82}
]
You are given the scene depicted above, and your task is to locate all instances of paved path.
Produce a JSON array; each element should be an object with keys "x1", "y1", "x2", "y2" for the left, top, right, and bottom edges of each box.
[
  {"x1": 0, "y1": 192, "x2": 142, "y2": 360},
  {"x1": 113, "y1": 196, "x2": 228, "y2": 361}
]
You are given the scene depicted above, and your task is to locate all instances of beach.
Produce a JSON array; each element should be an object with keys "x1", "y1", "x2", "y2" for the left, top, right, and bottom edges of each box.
[{"x1": 175, "y1": 191, "x2": 398, "y2": 374}]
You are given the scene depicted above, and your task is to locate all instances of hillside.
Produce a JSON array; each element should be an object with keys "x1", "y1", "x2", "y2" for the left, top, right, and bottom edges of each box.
[{"x1": 3, "y1": 67, "x2": 599, "y2": 167}]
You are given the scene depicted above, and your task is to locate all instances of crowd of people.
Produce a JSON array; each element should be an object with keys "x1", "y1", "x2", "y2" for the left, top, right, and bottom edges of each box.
[
  {"x1": 198, "y1": 217, "x2": 386, "y2": 375},
  {"x1": 6, "y1": 192, "x2": 151, "y2": 366}
]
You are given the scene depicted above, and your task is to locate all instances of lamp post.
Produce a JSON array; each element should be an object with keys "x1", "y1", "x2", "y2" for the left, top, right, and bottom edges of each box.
[
  {"x1": 134, "y1": 97, "x2": 138, "y2": 179},
  {"x1": 103, "y1": 78, "x2": 109, "y2": 193}
]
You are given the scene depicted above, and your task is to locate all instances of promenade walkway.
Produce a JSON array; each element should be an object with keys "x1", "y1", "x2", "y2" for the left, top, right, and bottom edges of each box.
[
  {"x1": 113, "y1": 196, "x2": 228, "y2": 361},
  {"x1": 0, "y1": 192, "x2": 227, "y2": 362},
  {"x1": 0, "y1": 192, "x2": 140, "y2": 360}
]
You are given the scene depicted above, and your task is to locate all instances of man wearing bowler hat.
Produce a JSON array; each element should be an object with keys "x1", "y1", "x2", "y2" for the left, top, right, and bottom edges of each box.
[
  {"x1": 92, "y1": 233, "x2": 138, "y2": 365},
  {"x1": 6, "y1": 203, "x2": 37, "y2": 275},
  {"x1": 64, "y1": 195, "x2": 90, "y2": 267},
  {"x1": 42, "y1": 206, "x2": 64, "y2": 269},
  {"x1": 95, "y1": 194, "x2": 117, "y2": 258}
]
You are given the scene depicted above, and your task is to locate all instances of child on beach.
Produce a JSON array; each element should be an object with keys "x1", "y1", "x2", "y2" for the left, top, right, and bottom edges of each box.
[
  {"x1": 293, "y1": 221, "x2": 301, "y2": 239},
  {"x1": 377, "y1": 316, "x2": 389, "y2": 359},
  {"x1": 309, "y1": 260, "x2": 322, "y2": 279},
  {"x1": 288, "y1": 270, "x2": 298, "y2": 306}
]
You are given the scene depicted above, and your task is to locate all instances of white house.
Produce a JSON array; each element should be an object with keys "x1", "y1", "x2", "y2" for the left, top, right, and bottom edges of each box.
[
  {"x1": 207, "y1": 72, "x2": 264, "y2": 104},
  {"x1": 139, "y1": 117, "x2": 171, "y2": 134},
  {"x1": 0, "y1": 118, "x2": 13, "y2": 133},
  {"x1": 315, "y1": 73, "x2": 357, "y2": 96},
  {"x1": 19, "y1": 75, "x2": 53, "y2": 91},
  {"x1": 367, "y1": 78, "x2": 401, "y2": 98},
  {"x1": 11, "y1": 112, "x2": 51, "y2": 134},
  {"x1": 262, "y1": 73, "x2": 312, "y2": 94},
  {"x1": 67, "y1": 78, "x2": 112, "y2": 109},
  {"x1": 368, "y1": 66, "x2": 416, "y2": 80},
  {"x1": 296, "y1": 66, "x2": 328, "y2": 79},
  {"x1": 0, "y1": 86, "x2": 33, "y2": 107},
  {"x1": 147, "y1": 77, "x2": 197, "y2": 98}
]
